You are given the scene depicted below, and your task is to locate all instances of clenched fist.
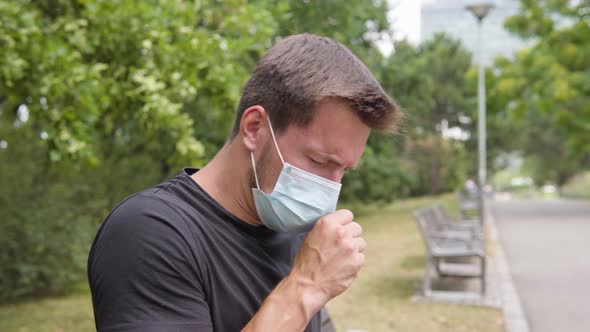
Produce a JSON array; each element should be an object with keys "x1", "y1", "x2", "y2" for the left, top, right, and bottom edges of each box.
[{"x1": 290, "y1": 209, "x2": 366, "y2": 305}]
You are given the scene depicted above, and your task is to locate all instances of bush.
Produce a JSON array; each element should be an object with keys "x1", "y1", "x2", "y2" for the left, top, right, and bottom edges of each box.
[
  {"x1": 0, "y1": 131, "x2": 100, "y2": 302},
  {"x1": 341, "y1": 135, "x2": 413, "y2": 203},
  {"x1": 0, "y1": 125, "x2": 166, "y2": 302}
]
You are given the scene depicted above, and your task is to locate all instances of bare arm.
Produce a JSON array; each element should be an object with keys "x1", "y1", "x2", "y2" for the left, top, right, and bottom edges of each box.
[
  {"x1": 241, "y1": 273, "x2": 326, "y2": 331},
  {"x1": 242, "y1": 210, "x2": 366, "y2": 331}
]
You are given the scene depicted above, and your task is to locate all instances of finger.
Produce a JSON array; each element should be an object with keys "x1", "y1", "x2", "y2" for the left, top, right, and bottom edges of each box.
[
  {"x1": 342, "y1": 221, "x2": 363, "y2": 238},
  {"x1": 356, "y1": 238, "x2": 367, "y2": 253},
  {"x1": 357, "y1": 252, "x2": 365, "y2": 266},
  {"x1": 323, "y1": 209, "x2": 354, "y2": 225}
]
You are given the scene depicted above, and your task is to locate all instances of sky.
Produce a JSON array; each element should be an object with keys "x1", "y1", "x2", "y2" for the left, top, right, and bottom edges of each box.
[
  {"x1": 377, "y1": 0, "x2": 426, "y2": 56},
  {"x1": 390, "y1": 0, "x2": 424, "y2": 44}
]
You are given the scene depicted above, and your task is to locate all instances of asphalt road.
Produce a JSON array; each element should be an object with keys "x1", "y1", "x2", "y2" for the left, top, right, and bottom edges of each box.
[{"x1": 491, "y1": 198, "x2": 590, "y2": 332}]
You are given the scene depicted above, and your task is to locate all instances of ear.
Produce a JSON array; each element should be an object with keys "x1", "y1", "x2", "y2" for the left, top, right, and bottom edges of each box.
[{"x1": 239, "y1": 105, "x2": 267, "y2": 152}]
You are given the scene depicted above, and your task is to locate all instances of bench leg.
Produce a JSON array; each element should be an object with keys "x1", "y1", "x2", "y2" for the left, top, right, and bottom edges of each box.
[
  {"x1": 422, "y1": 256, "x2": 433, "y2": 296},
  {"x1": 480, "y1": 256, "x2": 486, "y2": 295},
  {"x1": 434, "y1": 258, "x2": 444, "y2": 276}
]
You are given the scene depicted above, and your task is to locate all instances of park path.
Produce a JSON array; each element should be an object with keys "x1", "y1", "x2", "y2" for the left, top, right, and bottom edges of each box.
[{"x1": 491, "y1": 198, "x2": 590, "y2": 332}]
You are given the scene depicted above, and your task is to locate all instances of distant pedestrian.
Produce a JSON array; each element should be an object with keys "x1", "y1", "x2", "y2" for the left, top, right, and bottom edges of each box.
[{"x1": 465, "y1": 178, "x2": 479, "y2": 196}]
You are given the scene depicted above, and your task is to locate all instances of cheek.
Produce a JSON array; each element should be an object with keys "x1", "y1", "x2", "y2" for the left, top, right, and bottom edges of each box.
[
  {"x1": 332, "y1": 169, "x2": 346, "y2": 183},
  {"x1": 314, "y1": 165, "x2": 345, "y2": 183},
  {"x1": 256, "y1": 147, "x2": 283, "y2": 193}
]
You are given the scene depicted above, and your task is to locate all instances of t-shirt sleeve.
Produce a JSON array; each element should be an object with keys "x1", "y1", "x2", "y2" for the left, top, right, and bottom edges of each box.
[{"x1": 88, "y1": 193, "x2": 213, "y2": 332}]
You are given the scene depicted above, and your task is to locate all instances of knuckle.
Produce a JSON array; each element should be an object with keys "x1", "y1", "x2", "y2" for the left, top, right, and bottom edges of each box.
[
  {"x1": 345, "y1": 242, "x2": 356, "y2": 254},
  {"x1": 336, "y1": 227, "x2": 347, "y2": 240},
  {"x1": 333, "y1": 234, "x2": 344, "y2": 247},
  {"x1": 317, "y1": 217, "x2": 332, "y2": 231},
  {"x1": 317, "y1": 216, "x2": 328, "y2": 226}
]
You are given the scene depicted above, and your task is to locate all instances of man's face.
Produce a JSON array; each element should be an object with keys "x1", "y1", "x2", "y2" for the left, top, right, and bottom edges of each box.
[{"x1": 257, "y1": 101, "x2": 371, "y2": 193}]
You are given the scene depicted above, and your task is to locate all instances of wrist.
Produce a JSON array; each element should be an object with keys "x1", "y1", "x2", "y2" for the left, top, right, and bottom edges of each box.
[
  {"x1": 242, "y1": 273, "x2": 327, "y2": 332},
  {"x1": 284, "y1": 271, "x2": 328, "y2": 316}
]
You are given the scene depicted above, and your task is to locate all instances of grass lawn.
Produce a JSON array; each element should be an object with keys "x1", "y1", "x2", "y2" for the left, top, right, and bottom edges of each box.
[
  {"x1": 562, "y1": 171, "x2": 590, "y2": 199},
  {"x1": 0, "y1": 194, "x2": 503, "y2": 331},
  {"x1": 0, "y1": 287, "x2": 95, "y2": 332}
]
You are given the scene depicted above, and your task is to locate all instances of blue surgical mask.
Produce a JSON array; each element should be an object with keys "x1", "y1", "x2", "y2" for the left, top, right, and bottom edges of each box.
[{"x1": 251, "y1": 117, "x2": 342, "y2": 233}]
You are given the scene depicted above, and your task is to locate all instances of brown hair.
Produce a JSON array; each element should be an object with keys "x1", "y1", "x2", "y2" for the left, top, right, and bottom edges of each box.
[{"x1": 231, "y1": 33, "x2": 401, "y2": 137}]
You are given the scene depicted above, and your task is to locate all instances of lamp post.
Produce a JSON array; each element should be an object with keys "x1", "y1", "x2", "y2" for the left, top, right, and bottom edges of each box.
[{"x1": 466, "y1": 3, "x2": 493, "y2": 193}]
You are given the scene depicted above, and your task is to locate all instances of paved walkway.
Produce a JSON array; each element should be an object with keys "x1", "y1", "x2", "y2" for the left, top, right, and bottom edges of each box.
[{"x1": 491, "y1": 198, "x2": 590, "y2": 332}]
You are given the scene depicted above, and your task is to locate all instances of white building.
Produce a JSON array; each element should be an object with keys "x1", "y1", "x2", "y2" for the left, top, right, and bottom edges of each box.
[{"x1": 421, "y1": 0, "x2": 527, "y2": 65}]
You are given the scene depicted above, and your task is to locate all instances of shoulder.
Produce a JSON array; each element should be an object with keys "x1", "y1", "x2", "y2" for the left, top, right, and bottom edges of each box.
[
  {"x1": 112, "y1": 187, "x2": 184, "y2": 223},
  {"x1": 88, "y1": 188, "x2": 205, "y2": 281},
  {"x1": 99, "y1": 184, "x2": 195, "y2": 241},
  {"x1": 88, "y1": 190, "x2": 214, "y2": 331}
]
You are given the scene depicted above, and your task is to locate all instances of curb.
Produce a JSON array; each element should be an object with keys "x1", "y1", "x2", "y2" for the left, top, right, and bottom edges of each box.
[{"x1": 486, "y1": 200, "x2": 530, "y2": 332}]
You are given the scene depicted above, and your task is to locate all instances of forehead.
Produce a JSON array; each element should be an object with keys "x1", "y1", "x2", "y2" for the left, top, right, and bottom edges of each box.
[{"x1": 281, "y1": 101, "x2": 371, "y2": 163}]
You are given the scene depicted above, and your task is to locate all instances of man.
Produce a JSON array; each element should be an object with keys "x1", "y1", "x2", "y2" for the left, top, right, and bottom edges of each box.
[{"x1": 88, "y1": 33, "x2": 400, "y2": 331}]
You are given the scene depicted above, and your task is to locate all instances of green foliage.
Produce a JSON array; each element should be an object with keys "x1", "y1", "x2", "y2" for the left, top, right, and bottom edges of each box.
[
  {"x1": 382, "y1": 34, "x2": 474, "y2": 135},
  {"x1": 0, "y1": 0, "x2": 280, "y2": 301},
  {"x1": 7, "y1": 0, "x2": 569, "y2": 304},
  {"x1": 486, "y1": 0, "x2": 590, "y2": 187},
  {"x1": 377, "y1": 34, "x2": 475, "y2": 195},
  {"x1": 269, "y1": 0, "x2": 390, "y2": 66},
  {"x1": 0, "y1": 0, "x2": 279, "y2": 167},
  {"x1": 500, "y1": 0, "x2": 590, "y2": 156},
  {"x1": 341, "y1": 134, "x2": 412, "y2": 203},
  {"x1": 0, "y1": 0, "x2": 400, "y2": 302},
  {"x1": 561, "y1": 171, "x2": 590, "y2": 199},
  {"x1": 339, "y1": 34, "x2": 477, "y2": 200},
  {"x1": 0, "y1": 114, "x2": 166, "y2": 302},
  {"x1": 0, "y1": 128, "x2": 95, "y2": 302},
  {"x1": 517, "y1": 109, "x2": 583, "y2": 187}
]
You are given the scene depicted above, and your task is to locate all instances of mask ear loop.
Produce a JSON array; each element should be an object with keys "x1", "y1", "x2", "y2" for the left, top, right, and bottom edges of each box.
[
  {"x1": 266, "y1": 116, "x2": 285, "y2": 165},
  {"x1": 250, "y1": 152, "x2": 261, "y2": 189},
  {"x1": 250, "y1": 115, "x2": 282, "y2": 190}
]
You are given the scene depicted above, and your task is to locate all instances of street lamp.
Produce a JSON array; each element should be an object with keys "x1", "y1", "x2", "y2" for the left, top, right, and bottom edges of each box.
[{"x1": 466, "y1": 3, "x2": 493, "y2": 192}]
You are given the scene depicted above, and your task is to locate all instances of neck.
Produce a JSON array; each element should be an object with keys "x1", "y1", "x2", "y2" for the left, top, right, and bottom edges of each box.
[{"x1": 191, "y1": 141, "x2": 262, "y2": 226}]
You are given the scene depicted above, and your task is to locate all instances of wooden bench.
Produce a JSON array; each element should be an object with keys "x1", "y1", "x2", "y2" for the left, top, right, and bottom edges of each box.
[
  {"x1": 414, "y1": 206, "x2": 486, "y2": 295},
  {"x1": 455, "y1": 191, "x2": 482, "y2": 222},
  {"x1": 431, "y1": 203, "x2": 483, "y2": 239}
]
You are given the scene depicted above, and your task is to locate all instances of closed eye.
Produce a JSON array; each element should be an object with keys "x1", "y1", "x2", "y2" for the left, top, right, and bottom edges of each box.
[{"x1": 309, "y1": 157, "x2": 325, "y2": 165}]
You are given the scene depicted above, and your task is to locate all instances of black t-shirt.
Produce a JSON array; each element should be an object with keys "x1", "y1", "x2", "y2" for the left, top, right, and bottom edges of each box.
[{"x1": 88, "y1": 168, "x2": 321, "y2": 331}]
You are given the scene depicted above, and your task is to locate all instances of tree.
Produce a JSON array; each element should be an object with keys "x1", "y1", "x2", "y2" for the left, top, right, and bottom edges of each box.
[
  {"x1": 378, "y1": 34, "x2": 475, "y2": 195},
  {"x1": 267, "y1": 0, "x2": 390, "y2": 65},
  {"x1": 0, "y1": 0, "x2": 279, "y2": 172},
  {"x1": 0, "y1": 0, "x2": 280, "y2": 302},
  {"x1": 489, "y1": 55, "x2": 587, "y2": 188},
  {"x1": 0, "y1": 0, "x2": 405, "y2": 300},
  {"x1": 500, "y1": 0, "x2": 590, "y2": 156},
  {"x1": 482, "y1": 0, "x2": 590, "y2": 188}
]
